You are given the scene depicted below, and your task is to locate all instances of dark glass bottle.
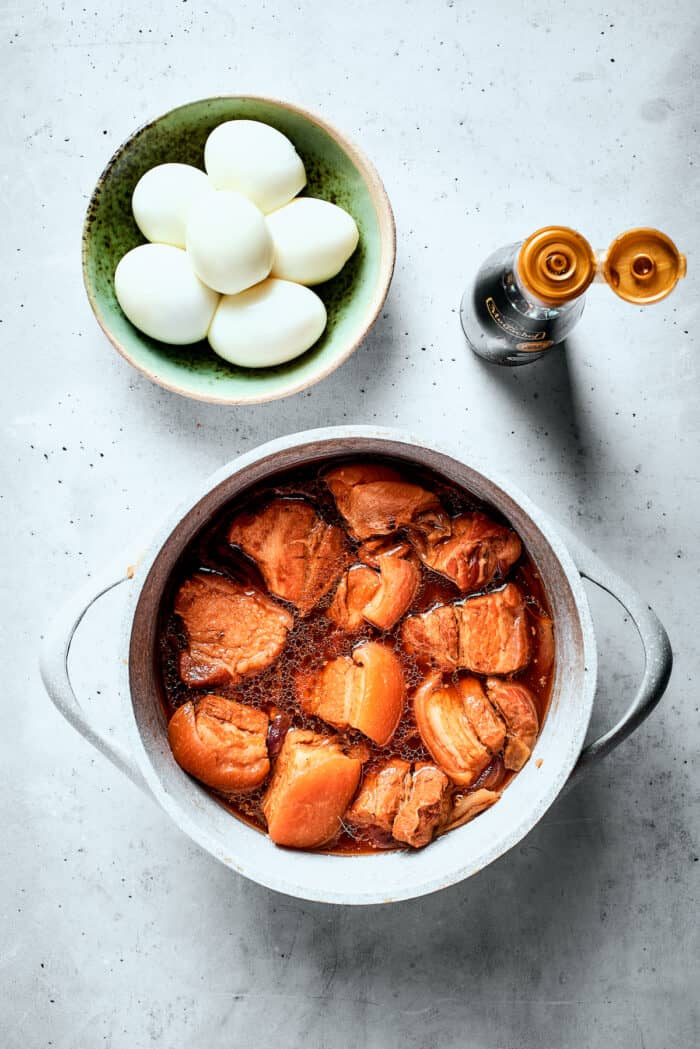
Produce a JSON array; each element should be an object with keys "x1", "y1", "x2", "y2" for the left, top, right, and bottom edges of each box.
[
  {"x1": 460, "y1": 227, "x2": 596, "y2": 366},
  {"x1": 460, "y1": 226, "x2": 685, "y2": 366}
]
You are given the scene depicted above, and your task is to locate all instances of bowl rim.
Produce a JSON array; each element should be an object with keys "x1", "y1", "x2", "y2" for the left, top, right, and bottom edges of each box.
[
  {"x1": 81, "y1": 95, "x2": 397, "y2": 406},
  {"x1": 122, "y1": 426, "x2": 598, "y2": 905}
]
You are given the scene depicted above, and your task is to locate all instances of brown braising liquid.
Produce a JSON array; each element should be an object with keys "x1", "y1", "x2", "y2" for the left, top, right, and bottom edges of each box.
[{"x1": 156, "y1": 456, "x2": 555, "y2": 854}]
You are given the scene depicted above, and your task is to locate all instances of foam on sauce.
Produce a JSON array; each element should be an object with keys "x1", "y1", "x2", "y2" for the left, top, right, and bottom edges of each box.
[{"x1": 157, "y1": 456, "x2": 555, "y2": 853}]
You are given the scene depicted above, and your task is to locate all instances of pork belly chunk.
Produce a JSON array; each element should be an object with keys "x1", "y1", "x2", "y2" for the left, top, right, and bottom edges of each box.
[
  {"x1": 486, "y1": 678, "x2": 539, "y2": 771},
  {"x1": 412, "y1": 673, "x2": 503, "y2": 787},
  {"x1": 392, "y1": 763, "x2": 451, "y2": 848},
  {"x1": 262, "y1": 729, "x2": 363, "y2": 848},
  {"x1": 167, "y1": 695, "x2": 270, "y2": 792},
  {"x1": 401, "y1": 583, "x2": 531, "y2": 675},
  {"x1": 228, "y1": 498, "x2": 350, "y2": 615},
  {"x1": 174, "y1": 572, "x2": 293, "y2": 687},
  {"x1": 401, "y1": 604, "x2": 460, "y2": 670},
  {"x1": 455, "y1": 677, "x2": 507, "y2": 753},
  {"x1": 362, "y1": 553, "x2": 421, "y2": 631},
  {"x1": 457, "y1": 583, "x2": 531, "y2": 673},
  {"x1": 346, "y1": 758, "x2": 411, "y2": 835},
  {"x1": 357, "y1": 536, "x2": 415, "y2": 567},
  {"x1": 324, "y1": 463, "x2": 449, "y2": 542},
  {"x1": 350, "y1": 642, "x2": 406, "y2": 744},
  {"x1": 415, "y1": 511, "x2": 522, "y2": 592},
  {"x1": 328, "y1": 549, "x2": 420, "y2": 633},
  {"x1": 327, "y1": 565, "x2": 380, "y2": 631},
  {"x1": 296, "y1": 655, "x2": 355, "y2": 733},
  {"x1": 296, "y1": 641, "x2": 405, "y2": 746}
]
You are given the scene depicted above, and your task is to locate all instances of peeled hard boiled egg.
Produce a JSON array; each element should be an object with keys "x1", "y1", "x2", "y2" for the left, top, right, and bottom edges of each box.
[
  {"x1": 185, "y1": 188, "x2": 273, "y2": 295},
  {"x1": 208, "y1": 278, "x2": 326, "y2": 367},
  {"x1": 204, "y1": 120, "x2": 306, "y2": 214},
  {"x1": 131, "y1": 163, "x2": 209, "y2": 248},
  {"x1": 114, "y1": 244, "x2": 219, "y2": 344},
  {"x1": 267, "y1": 197, "x2": 360, "y2": 285}
]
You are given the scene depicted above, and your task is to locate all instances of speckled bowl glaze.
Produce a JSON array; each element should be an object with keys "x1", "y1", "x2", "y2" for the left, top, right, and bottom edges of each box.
[{"x1": 82, "y1": 97, "x2": 395, "y2": 404}]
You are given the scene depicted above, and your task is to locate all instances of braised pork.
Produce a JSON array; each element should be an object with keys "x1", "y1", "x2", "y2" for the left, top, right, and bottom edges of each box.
[
  {"x1": 486, "y1": 678, "x2": 539, "y2": 771},
  {"x1": 228, "y1": 498, "x2": 350, "y2": 615},
  {"x1": 346, "y1": 758, "x2": 411, "y2": 835},
  {"x1": 297, "y1": 640, "x2": 405, "y2": 746},
  {"x1": 362, "y1": 553, "x2": 421, "y2": 631},
  {"x1": 174, "y1": 572, "x2": 293, "y2": 687},
  {"x1": 414, "y1": 511, "x2": 521, "y2": 592},
  {"x1": 455, "y1": 677, "x2": 507, "y2": 753},
  {"x1": 329, "y1": 549, "x2": 420, "y2": 633},
  {"x1": 324, "y1": 463, "x2": 449, "y2": 541},
  {"x1": 412, "y1": 674, "x2": 500, "y2": 786},
  {"x1": 162, "y1": 456, "x2": 554, "y2": 855},
  {"x1": 401, "y1": 582, "x2": 531, "y2": 675},
  {"x1": 401, "y1": 603, "x2": 460, "y2": 669},
  {"x1": 392, "y1": 763, "x2": 451, "y2": 848},
  {"x1": 357, "y1": 536, "x2": 415, "y2": 567},
  {"x1": 327, "y1": 565, "x2": 380, "y2": 631},
  {"x1": 296, "y1": 655, "x2": 355, "y2": 732},
  {"x1": 262, "y1": 729, "x2": 363, "y2": 848},
  {"x1": 167, "y1": 695, "x2": 270, "y2": 792},
  {"x1": 456, "y1": 584, "x2": 532, "y2": 673}
]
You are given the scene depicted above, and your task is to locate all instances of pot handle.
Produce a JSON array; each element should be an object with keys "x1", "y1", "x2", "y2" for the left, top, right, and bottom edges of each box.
[
  {"x1": 39, "y1": 565, "x2": 150, "y2": 795},
  {"x1": 562, "y1": 529, "x2": 672, "y2": 790}
]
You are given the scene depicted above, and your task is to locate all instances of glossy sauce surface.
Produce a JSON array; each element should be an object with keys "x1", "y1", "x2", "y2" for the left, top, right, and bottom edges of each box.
[{"x1": 157, "y1": 456, "x2": 555, "y2": 852}]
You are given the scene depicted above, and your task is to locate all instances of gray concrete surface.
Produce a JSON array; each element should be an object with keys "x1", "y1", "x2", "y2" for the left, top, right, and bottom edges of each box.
[{"x1": 3, "y1": 1, "x2": 698, "y2": 1046}]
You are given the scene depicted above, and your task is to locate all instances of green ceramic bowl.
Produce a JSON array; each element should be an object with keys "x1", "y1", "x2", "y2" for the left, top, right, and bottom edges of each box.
[{"x1": 83, "y1": 96, "x2": 396, "y2": 404}]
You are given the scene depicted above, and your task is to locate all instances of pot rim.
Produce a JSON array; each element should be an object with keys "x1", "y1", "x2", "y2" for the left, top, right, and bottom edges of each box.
[{"x1": 121, "y1": 426, "x2": 597, "y2": 904}]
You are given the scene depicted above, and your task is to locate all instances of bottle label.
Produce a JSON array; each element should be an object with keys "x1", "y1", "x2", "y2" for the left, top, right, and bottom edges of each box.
[
  {"x1": 485, "y1": 297, "x2": 547, "y2": 341},
  {"x1": 516, "y1": 339, "x2": 554, "y2": 351}
]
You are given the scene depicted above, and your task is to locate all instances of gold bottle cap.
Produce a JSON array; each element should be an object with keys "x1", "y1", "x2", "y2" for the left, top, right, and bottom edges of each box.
[
  {"x1": 518, "y1": 226, "x2": 597, "y2": 306},
  {"x1": 601, "y1": 228, "x2": 686, "y2": 304}
]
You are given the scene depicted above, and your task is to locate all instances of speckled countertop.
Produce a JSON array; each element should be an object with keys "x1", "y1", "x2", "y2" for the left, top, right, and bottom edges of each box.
[{"x1": 3, "y1": 2, "x2": 698, "y2": 1046}]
